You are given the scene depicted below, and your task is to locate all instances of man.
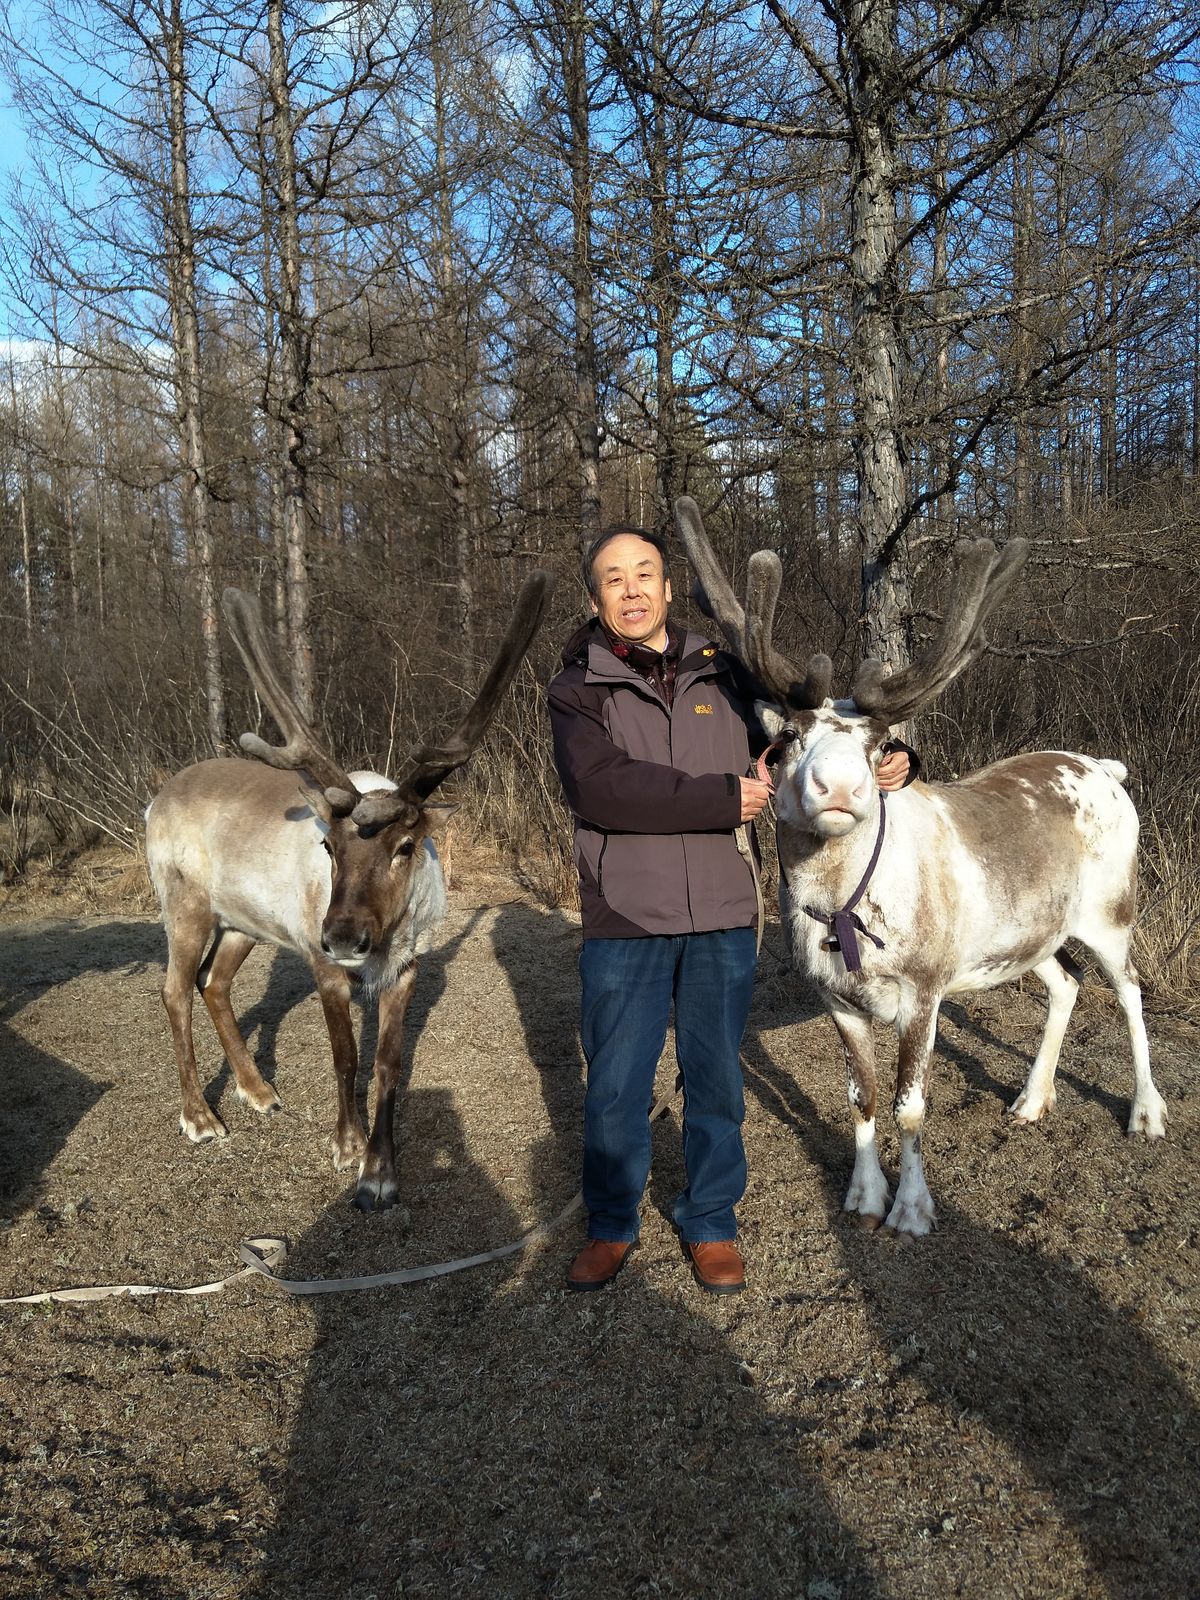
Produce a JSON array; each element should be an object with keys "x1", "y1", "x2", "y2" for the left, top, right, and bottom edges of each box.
[{"x1": 548, "y1": 524, "x2": 910, "y2": 1294}]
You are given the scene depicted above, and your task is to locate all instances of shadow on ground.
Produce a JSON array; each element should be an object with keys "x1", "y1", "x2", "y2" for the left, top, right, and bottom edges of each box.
[
  {"x1": 741, "y1": 1011, "x2": 1200, "y2": 1599},
  {"x1": 0, "y1": 920, "x2": 158, "y2": 1219},
  {"x1": 246, "y1": 909, "x2": 889, "y2": 1600},
  {"x1": 191, "y1": 907, "x2": 1198, "y2": 1600}
]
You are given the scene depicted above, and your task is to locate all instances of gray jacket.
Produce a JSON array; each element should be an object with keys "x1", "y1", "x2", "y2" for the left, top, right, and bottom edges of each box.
[{"x1": 548, "y1": 621, "x2": 761, "y2": 939}]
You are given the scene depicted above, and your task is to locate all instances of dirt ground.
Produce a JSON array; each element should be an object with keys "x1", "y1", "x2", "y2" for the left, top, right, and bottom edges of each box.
[{"x1": 1, "y1": 858, "x2": 1198, "y2": 1600}]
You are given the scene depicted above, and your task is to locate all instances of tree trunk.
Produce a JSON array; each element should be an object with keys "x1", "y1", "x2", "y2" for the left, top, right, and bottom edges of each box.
[
  {"x1": 267, "y1": 0, "x2": 314, "y2": 715},
  {"x1": 647, "y1": 0, "x2": 679, "y2": 537},
  {"x1": 930, "y1": 11, "x2": 951, "y2": 536},
  {"x1": 560, "y1": 5, "x2": 602, "y2": 549},
  {"x1": 431, "y1": 1, "x2": 475, "y2": 667},
  {"x1": 1098, "y1": 181, "x2": 1118, "y2": 501},
  {"x1": 817, "y1": 183, "x2": 843, "y2": 550},
  {"x1": 9, "y1": 361, "x2": 34, "y2": 643},
  {"x1": 47, "y1": 300, "x2": 80, "y2": 624},
  {"x1": 166, "y1": 0, "x2": 224, "y2": 745},
  {"x1": 1012, "y1": 148, "x2": 1033, "y2": 523},
  {"x1": 1055, "y1": 125, "x2": 1074, "y2": 519},
  {"x1": 845, "y1": 0, "x2": 910, "y2": 669}
]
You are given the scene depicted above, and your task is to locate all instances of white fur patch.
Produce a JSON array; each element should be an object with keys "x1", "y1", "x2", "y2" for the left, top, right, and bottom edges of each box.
[{"x1": 770, "y1": 726, "x2": 1164, "y2": 1232}]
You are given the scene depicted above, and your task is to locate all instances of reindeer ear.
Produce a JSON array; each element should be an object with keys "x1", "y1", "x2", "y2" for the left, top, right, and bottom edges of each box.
[
  {"x1": 292, "y1": 775, "x2": 333, "y2": 823},
  {"x1": 757, "y1": 702, "x2": 787, "y2": 738},
  {"x1": 420, "y1": 803, "x2": 458, "y2": 835}
]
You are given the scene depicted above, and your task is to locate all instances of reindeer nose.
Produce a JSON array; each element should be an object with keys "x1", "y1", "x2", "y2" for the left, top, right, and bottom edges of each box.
[
  {"x1": 813, "y1": 776, "x2": 830, "y2": 796},
  {"x1": 321, "y1": 926, "x2": 372, "y2": 959}
]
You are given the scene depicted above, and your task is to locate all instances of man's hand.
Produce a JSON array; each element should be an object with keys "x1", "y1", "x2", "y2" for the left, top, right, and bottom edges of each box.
[
  {"x1": 877, "y1": 749, "x2": 911, "y2": 791},
  {"x1": 738, "y1": 776, "x2": 774, "y2": 821}
]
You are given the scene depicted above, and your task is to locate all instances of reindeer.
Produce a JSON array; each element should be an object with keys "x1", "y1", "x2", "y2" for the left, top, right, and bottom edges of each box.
[
  {"x1": 674, "y1": 496, "x2": 1167, "y2": 1238},
  {"x1": 145, "y1": 574, "x2": 552, "y2": 1210}
]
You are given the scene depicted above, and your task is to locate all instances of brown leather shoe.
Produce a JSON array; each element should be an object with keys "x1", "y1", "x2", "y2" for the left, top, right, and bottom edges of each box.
[
  {"x1": 685, "y1": 1239, "x2": 745, "y2": 1295},
  {"x1": 566, "y1": 1239, "x2": 636, "y2": 1292}
]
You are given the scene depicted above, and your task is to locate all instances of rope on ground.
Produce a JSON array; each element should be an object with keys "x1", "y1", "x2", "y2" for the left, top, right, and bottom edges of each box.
[{"x1": 0, "y1": 1085, "x2": 683, "y2": 1307}]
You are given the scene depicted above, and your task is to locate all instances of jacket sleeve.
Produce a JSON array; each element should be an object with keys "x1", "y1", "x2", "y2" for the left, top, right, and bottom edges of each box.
[{"x1": 548, "y1": 681, "x2": 742, "y2": 834}]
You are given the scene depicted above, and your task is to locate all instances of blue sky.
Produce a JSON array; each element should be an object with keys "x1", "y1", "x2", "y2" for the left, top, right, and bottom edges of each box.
[
  {"x1": 0, "y1": 0, "x2": 29, "y2": 182},
  {"x1": 0, "y1": 29, "x2": 30, "y2": 344}
]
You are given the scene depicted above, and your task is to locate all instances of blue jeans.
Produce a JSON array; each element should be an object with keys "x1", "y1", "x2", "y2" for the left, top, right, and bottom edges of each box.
[{"x1": 578, "y1": 928, "x2": 757, "y2": 1244}]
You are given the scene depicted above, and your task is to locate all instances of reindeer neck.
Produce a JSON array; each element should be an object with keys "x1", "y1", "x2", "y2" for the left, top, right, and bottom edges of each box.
[{"x1": 778, "y1": 795, "x2": 886, "y2": 910}]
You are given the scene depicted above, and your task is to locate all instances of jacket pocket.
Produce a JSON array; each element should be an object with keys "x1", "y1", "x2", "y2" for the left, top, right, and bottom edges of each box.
[
  {"x1": 573, "y1": 826, "x2": 604, "y2": 892},
  {"x1": 599, "y1": 832, "x2": 691, "y2": 933}
]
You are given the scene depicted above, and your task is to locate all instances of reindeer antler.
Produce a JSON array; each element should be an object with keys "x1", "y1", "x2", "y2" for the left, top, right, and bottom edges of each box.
[
  {"x1": 348, "y1": 569, "x2": 555, "y2": 830},
  {"x1": 848, "y1": 538, "x2": 1028, "y2": 724},
  {"x1": 673, "y1": 496, "x2": 747, "y2": 654},
  {"x1": 673, "y1": 496, "x2": 832, "y2": 711},
  {"x1": 222, "y1": 589, "x2": 358, "y2": 811}
]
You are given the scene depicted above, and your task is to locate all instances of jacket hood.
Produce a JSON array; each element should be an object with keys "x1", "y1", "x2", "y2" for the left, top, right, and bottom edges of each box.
[{"x1": 560, "y1": 618, "x2": 600, "y2": 669}]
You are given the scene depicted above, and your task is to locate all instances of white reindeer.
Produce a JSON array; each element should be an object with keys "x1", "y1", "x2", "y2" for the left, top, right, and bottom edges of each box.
[
  {"x1": 675, "y1": 496, "x2": 1167, "y2": 1238},
  {"x1": 145, "y1": 575, "x2": 551, "y2": 1210}
]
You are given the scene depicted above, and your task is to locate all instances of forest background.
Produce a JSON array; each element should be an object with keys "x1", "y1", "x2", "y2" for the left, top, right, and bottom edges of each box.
[{"x1": 0, "y1": 0, "x2": 1197, "y2": 999}]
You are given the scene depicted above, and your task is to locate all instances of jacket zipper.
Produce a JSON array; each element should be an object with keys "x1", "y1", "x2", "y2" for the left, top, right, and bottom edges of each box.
[
  {"x1": 596, "y1": 835, "x2": 609, "y2": 898},
  {"x1": 666, "y1": 693, "x2": 698, "y2": 932}
]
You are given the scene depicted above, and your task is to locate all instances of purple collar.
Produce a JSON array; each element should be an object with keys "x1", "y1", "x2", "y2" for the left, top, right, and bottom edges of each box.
[{"x1": 802, "y1": 795, "x2": 887, "y2": 973}]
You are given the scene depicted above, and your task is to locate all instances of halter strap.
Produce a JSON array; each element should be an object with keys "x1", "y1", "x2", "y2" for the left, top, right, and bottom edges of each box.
[
  {"x1": 754, "y1": 738, "x2": 787, "y2": 784},
  {"x1": 802, "y1": 794, "x2": 887, "y2": 973}
]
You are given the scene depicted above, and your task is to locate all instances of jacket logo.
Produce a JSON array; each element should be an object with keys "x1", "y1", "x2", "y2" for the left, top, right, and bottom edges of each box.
[
  {"x1": 694, "y1": 703, "x2": 714, "y2": 715},
  {"x1": 702, "y1": 647, "x2": 716, "y2": 657}
]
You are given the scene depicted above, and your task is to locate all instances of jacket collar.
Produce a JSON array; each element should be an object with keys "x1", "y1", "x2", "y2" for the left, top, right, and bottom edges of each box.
[{"x1": 580, "y1": 624, "x2": 721, "y2": 685}]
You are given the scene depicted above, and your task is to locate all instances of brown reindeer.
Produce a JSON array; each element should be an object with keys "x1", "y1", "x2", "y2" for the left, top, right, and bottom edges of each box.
[
  {"x1": 145, "y1": 574, "x2": 552, "y2": 1210},
  {"x1": 675, "y1": 496, "x2": 1167, "y2": 1237}
]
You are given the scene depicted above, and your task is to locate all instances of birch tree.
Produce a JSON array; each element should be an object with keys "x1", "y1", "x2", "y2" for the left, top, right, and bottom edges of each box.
[{"x1": 0, "y1": 0, "x2": 229, "y2": 736}]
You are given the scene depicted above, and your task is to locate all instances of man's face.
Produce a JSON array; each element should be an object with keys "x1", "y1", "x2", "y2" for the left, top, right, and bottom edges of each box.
[{"x1": 589, "y1": 533, "x2": 672, "y2": 650}]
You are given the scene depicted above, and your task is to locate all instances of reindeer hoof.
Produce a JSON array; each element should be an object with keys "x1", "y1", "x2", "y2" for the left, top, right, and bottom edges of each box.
[
  {"x1": 1127, "y1": 1096, "x2": 1167, "y2": 1139},
  {"x1": 352, "y1": 1174, "x2": 400, "y2": 1212},
  {"x1": 849, "y1": 1211, "x2": 886, "y2": 1233},
  {"x1": 330, "y1": 1132, "x2": 367, "y2": 1172},
  {"x1": 1009, "y1": 1090, "x2": 1055, "y2": 1123},
  {"x1": 236, "y1": 1084, "x2": 283, "y2": 1116},
  {"x1": 884, "y1": 1199, "x2": 937, "y2": 1238},
  {"x1": 179, "y1": 1109, "x2": 227, "y2": 1143}
]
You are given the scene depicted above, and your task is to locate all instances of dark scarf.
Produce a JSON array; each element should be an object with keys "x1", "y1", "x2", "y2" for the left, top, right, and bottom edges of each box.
[{"x1": 601, "y1": 621, "x2": 682, "y2": 707}]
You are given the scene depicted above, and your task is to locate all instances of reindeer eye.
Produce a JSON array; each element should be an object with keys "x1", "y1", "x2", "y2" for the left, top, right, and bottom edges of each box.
[{"x1": 393, "y1": 838, "x2": 416, "y2": 862}]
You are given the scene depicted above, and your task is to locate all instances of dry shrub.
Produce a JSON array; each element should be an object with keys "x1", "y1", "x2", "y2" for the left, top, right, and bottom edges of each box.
[
  {"x1": 2, "y1": 495, "x2": 1196, "y2": 1009},
  {"x1": 461, "y1": 665, "x2": 578, "y2": 908}
]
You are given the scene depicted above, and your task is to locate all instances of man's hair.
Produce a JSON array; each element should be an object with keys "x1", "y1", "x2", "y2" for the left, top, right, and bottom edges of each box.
[{"x1": 582, "y1": 525, "x2": 670, "y2": 599}]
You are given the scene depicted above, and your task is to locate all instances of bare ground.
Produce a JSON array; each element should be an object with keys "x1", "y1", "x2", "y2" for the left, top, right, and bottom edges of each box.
[{"x1": 1, "y1": 860, "x2": 1198, "y2": 1600}]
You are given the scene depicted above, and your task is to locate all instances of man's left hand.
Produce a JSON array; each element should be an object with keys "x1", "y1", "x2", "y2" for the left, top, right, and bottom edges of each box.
[{"x1": 877, "y1": 750, "x2": 911, "y2": 791}]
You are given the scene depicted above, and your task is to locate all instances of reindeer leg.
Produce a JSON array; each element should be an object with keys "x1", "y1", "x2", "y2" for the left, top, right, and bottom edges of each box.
[
  {"x1": 198, "y1": 930, "x2": 282, "y2": 1115},
  {"x1": 1085, "y1": 931, "x2": 1167, "y2": 1138},
  {"x1": 1010, "y1": 955, "x2": 1078, "y2": 1123},
  {"x1": 830, "y1": 1003, "x2": 890, "y2": 1227},
  {"x1": 886, "y1": 1001, "x2": 939, "y2": 1238},
  {"x1": 160, "y1": 896, "x2": 227, "y2": 1143},
  {"x1": 354, "y1": 963, "x2": 418, "y2": 1212},
  {"x1": 314, "y1": 962, "x2": 366, "y2": 1171}
]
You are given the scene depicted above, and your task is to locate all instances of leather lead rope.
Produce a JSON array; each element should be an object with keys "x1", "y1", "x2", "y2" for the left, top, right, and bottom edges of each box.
[
  {"x1": 0, "y1": 1088, "x2": 684, "y2": 1307},
  {"x1": 803, "y1": 794, "x2": 888, "y2": 973},
  {"x1": 735, "y1": 823, "x2": 765, "y2": 956}
]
